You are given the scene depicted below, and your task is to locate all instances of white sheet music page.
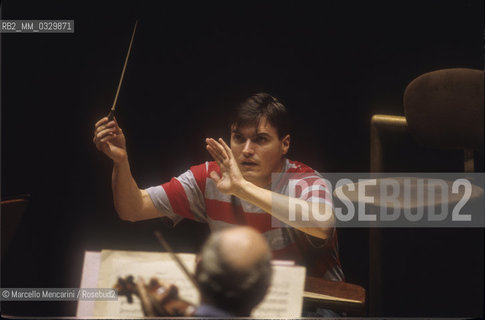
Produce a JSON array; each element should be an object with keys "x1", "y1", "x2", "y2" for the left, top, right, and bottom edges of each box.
[
  {"x1": 93, "y1": 250, "x2": 199, "y2": 317},
  {"x1": 92, "y1": 250, "x2": 305, "y2": 317},
  {"x1": 251, "y1": 265, "x2": 306, "y2": 318}
]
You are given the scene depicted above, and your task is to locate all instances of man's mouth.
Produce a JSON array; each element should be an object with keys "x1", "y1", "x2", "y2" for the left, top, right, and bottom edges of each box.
[{"x1": 241, "y1": 161, "x2": 258, "y2": 167}]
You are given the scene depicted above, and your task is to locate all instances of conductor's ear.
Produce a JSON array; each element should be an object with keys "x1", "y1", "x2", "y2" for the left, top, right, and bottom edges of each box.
[{"x1": 281, "y1": 134, "x2": 290, "y2": 155}]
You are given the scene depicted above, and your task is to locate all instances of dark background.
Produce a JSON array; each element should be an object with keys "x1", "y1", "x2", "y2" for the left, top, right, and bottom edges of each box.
[{"x1": 1, "y1": 0, "x2": 483, "y2": 317}]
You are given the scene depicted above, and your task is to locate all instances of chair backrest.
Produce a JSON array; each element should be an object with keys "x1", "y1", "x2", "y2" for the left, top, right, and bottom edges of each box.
[{"x1": 403, "y1": 68, "x2": 484, "y2": 151}]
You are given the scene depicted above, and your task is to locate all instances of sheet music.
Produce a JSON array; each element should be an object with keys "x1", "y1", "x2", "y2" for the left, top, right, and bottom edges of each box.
[
  {"x1": 76, "y1": 251, "x2": 101, "y2": 317},
  {"x1": 252, "y1": 265, "x2": 306, "y2": 318},
  {"x1": 92, "y1": 249, "x2": 305, "y2": 317},
  {"x1": 93, "y1": 250, "x2": 199, "y2": 317}
]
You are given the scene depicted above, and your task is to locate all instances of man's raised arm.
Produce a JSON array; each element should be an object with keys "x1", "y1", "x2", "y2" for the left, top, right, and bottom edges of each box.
[
  {"x1": 206, "y1": 138, "x2": 334, "y2": 240},
  {"x1": 93, "y1": 117, "x2": 161, "y2": 222}
]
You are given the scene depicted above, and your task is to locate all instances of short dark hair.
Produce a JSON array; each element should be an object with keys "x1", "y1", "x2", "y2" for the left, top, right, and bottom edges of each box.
[{"x1": 230, "y1": 93, "x2": 291, "y2": 139}]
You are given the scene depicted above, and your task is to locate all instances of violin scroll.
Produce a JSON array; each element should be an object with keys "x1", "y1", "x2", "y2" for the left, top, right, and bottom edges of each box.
[{"x1": 115, "y1": 275, "x2": 196, "y2": 317}]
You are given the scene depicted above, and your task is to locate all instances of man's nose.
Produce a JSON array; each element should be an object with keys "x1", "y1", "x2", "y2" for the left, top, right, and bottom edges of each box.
[{"x1": 242, "y1": 139, "x2": 254, "y2": 156}]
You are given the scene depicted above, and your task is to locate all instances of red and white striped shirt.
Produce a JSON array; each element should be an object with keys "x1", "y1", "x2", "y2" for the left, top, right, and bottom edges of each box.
[{"x1": 146, "y1": 159, "x2": 344, "y2": 280}]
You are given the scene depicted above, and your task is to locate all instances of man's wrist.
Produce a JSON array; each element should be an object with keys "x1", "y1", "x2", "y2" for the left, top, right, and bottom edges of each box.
[
  {"x1": 113, "y1": 155, "x2": 129, "y2": 168},
  {"x1": 233, "y1": 179, "x2": 255, "y2": 198}
]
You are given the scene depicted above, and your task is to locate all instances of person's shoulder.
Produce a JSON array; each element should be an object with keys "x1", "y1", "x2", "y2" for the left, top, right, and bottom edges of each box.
[
  {"x1": 189, "y1": 161, "x2": 220, "y2": 177},
  {"x1": 286, "y1": 159, "x2": 317, "y2": 174},
  {"x1": 284, "y1": 159, "x2": 325, "y2": 183}
]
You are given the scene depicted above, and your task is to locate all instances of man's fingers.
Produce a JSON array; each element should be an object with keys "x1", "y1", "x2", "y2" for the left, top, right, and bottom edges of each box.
[
  {"x1": 209, "y1": 170, "x2": 221, "y2": 183},
  {"x1": 218, "y1": 138, "x2": 232, "y2": 158},
  {"x1": 214, "y1": 139, "x2": 229, "y2": 159},
  {"x1": 93, "y1": 128, "x2": 118, "y2": 149},
  {"x1": 205, "y1": 138, "x2": 219, "y2": 152},
  {"x1": 95, "y1": 120, "x2": 116, "y2": 134},
  {"x1": 206, "y1": 145, "x2": 224, "y2": 164},
  {"x1": 100, "y1": 134, "x2": 118, "y2": 143},
  {"x1": 96, "y1": 127, "x2": 116, "y2": 140},
  {"x1": 208, "y1": 145, "x2": 226, "y2": 165},
  {"x1": 206, "y1": 138, "x2": 228, "y2": 160},
  {"x1": 95, "y1": 140, "x2": 108, "y2": 152},
  {"x1": 94, "y1": 117, "x2": 109, "y2": 128}
]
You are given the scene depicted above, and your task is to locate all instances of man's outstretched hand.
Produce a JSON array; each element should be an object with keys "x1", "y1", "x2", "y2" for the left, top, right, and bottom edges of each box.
[
  {"x1": 205, "y1": 138, "x2": 246, "y2": 195},
  {"x1": 93, "y1": 117, "x2": 127, "y2": 163}
]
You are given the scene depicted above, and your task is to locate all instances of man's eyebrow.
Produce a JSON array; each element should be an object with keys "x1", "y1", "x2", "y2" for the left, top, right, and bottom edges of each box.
[
  {"x1": 256, "y1": 132, "x2": 271, "y2": 138},
  {"x1": 231, "y1": 129, "x2": 270, "y2": 137}
]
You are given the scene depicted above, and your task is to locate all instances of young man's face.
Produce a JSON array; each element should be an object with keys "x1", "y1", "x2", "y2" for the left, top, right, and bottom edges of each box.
[{"x1": 230, "y1": 117, "x2": 290, "y2": 187}]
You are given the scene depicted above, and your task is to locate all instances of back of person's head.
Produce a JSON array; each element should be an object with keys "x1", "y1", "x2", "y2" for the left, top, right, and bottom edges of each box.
[
  {"x1": 230, "y1": 93, "x2": 291, "y2": 139},
  {"x1": 195, "y1": 226, "x2": 273, "y2": 316}
]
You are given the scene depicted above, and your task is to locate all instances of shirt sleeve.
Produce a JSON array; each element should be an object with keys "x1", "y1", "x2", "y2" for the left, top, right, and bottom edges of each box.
[
  {"x1": 145, "y1": 163, "x2": 208, "y2": 224},
  {"x1": 294, "y1": 172, "x2": 333, "y2": 208},
  {"x1": 293, "y1": 172, "x2": 335, "y2": 247}
]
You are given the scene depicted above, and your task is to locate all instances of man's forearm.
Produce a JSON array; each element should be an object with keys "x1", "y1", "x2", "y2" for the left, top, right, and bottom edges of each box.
[
  {"x1": 235, "y1": 181, "x2": 334, "y2": 239},
  {"x1": 112, "y1": 158, "x2": 144, "y2": 221}
]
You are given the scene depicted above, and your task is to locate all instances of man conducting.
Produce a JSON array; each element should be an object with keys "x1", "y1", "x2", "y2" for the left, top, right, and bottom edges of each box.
[{"x1": 93, "y1": 92, "x2": 344, "y2": 281}]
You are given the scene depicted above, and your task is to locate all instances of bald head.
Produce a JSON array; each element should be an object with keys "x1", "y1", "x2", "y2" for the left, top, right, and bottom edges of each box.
[
  {"x1": 195, "y1": 226, "x2": 273, "y2": 316},
  {"x1": 218, "y1": 226, "x2": 270, "y2": 272}
]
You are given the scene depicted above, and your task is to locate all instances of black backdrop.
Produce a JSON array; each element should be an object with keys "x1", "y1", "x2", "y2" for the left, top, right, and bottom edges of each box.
[{"x1": 1, "y1": 0, "x2": 483, "y2": 317}]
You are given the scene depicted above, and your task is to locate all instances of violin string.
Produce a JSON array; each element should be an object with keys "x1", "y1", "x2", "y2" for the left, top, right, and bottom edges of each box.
[{"x1": 154, "y1": 231, "x2": 201, "y2": 291}]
